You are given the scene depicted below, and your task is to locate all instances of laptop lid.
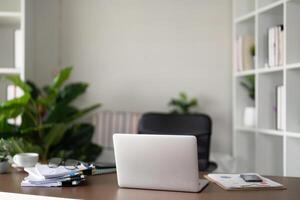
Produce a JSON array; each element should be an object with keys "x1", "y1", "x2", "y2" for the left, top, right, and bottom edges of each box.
[{"x1": 113, "y1": 134, "x2": 201, "y2": 192}]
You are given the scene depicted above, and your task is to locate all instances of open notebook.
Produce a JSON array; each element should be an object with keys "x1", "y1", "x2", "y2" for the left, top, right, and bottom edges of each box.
[{"x1": 204, "y1": 173, "x2": 285, "y2": 191}]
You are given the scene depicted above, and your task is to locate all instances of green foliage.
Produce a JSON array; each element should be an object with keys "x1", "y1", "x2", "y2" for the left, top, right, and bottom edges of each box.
[
  {"x1": 0, "y1": 139, "x2": 10, "y2": 162},
  {"x1": 0, "y1": 67, "x2": 102, "y2": 161},
  {"x1": 168, "y1": 92, "x2": 198, "y2": 114},
  {"x1": 250, "y1": 44, "x2": 255, "y2": 57},
  {"x1": 240, "y1": 75, "x2": 255, "y2": 100}
]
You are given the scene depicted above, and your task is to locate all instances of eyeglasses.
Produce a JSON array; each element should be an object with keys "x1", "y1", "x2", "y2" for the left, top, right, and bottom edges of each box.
[{"x1": 48, "y1": 157, "x2": 81, "y2": 170}]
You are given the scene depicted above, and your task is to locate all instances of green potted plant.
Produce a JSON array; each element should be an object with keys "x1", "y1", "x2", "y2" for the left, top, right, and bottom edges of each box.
[
  {"x1": 240, "y1": 75, "x2": 255, "y2": 127},
  {"x1": 168, "y1": 92, "x2": 198, "y2": 114},
  {"x1": 250, "y1": 44, "x2": 255, "y2": 68},
  {"x1": 0, "y1": 139, "x2": 10, "y2": 173},
  {"x1": 0, "y1": 67, "x2": 102, "y2": 162}
]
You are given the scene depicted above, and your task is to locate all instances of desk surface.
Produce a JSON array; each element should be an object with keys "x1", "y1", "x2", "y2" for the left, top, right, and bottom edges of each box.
[{"x1": 0, "y1": 171, "x2": 300, "y2": 200}]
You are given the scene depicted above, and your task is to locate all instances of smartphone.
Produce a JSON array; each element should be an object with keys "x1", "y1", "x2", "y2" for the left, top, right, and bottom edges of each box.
[{"x1": 240, "y1": 174, "x2": 263, "y2": 182}]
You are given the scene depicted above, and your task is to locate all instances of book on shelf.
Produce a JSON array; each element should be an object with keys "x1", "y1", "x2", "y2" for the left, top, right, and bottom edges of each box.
[
  {"x1": 268, "y1": 25, "x2": 284, "y2": 68},
  {"x1": 276, "y1": 85, "x2": 284, "y2": 130},
  {"x1": 235, "y1": 35, "x2": 254, "y2": 72}
]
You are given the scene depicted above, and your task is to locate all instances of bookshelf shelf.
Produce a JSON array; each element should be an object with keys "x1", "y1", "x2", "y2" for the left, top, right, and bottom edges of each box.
[
  {"x1": 235, "y1": 69, "x2": 255, "y2": 77},
  {"x1": 286, "y1": 131, "x2": 300, "y2": 139},
  {"x1": 286, "y1": 63, "x2": 300, "y2": 70},
  {"x1": 257, "y1": 0, "x2": 284, "y2": 14},
  {"x1": 234, "y1": 11, "x2": 256, "y2": 24},
  {"x1": 233, "y1": 0, "x2": 300, "y2": 177},
  {"x1": 257, "y1": 128, "x2": 284, "y2": 136},
  {"x1": 234, "y1": 126, "x2": 256, "y2": 132},
  {"x1": 256, "y1": 66, "x2": 284, "y2": 74}
]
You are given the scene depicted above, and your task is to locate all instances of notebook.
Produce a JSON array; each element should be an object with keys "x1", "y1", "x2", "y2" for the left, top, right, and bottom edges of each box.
[{"x1": 204, "y1": 173, "x2": 285, "y2": 191}]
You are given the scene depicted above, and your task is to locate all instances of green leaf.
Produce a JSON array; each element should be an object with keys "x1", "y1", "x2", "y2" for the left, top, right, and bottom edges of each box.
[
  {"x1": 0, "y1": 93, "x2": 30, "y2": 120},
  {"x1": 50, "y1": 67, "x2": 73, "y2": 91},
  {"x1": 20, "y1": 123, "x2": 54, "y2": 134},
  {"x1": 44, "y1": 104, "x2": 78, "y2": 123},
  {"x1": 57, "y1": 124, "x2": 94, "y2": 149},
  {"x1": 66, "y1": 103, "x2": 101, "y2": 122},
  {"x1": 43, "y1": 123, "x2": 68, "y2": 148},
  {"x1": 26, "y1": 80, "x2": 41, "y2": 100},
  {"x1": 6, "y1": 76, "x2": 30, "y2": 93},
  {"x1": 57, "y1": 83, "x2": 88, "y2": 105},
  {"x1": 0, "y1": 138, "x2": 43, "y2": 156}
]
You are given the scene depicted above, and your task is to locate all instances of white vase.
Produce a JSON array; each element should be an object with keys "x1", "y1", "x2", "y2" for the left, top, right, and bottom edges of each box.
[
  {"x1": 243, "y1": 107, "x2": 255, "y2": 127},
  {"x1": 0, "y1": 161, "x2": 9, "y2": 174}
]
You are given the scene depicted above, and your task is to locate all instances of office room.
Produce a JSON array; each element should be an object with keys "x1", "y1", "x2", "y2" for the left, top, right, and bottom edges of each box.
[{"x1": 0, "y1": 0, "x2": 298, "y2": 199}]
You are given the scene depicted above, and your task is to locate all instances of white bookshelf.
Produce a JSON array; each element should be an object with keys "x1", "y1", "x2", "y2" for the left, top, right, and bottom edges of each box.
[
  {"x1": 0, "y1": 0, "x2": 25, "y2": 101},
  {"x1": 233, "y1": 0, "x2": 300, "y2": 177}
]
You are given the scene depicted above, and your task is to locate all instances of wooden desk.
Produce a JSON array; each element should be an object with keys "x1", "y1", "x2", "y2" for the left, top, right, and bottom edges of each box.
[{"x1": 0, "y1": 171, "x2": 299, "y2": 200}]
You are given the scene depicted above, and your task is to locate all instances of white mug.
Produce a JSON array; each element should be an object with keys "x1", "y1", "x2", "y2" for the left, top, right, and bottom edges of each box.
[{"x1": 13, "y1": 153, "x2": 39, "y2": 168}]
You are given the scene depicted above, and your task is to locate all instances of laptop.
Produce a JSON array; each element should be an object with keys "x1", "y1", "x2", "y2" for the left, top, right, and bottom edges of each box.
[{"x1": 113, "y1": 134, "x2": 209, "y2": 192}]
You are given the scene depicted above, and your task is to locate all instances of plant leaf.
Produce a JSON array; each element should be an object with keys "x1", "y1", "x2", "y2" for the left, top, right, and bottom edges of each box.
[
  {"x1": 44, "y1": 104, "x2": 78, "y2": 123},
  {"x1": 6, "y1": 76, "x2": 30, "y2": 93},
  {"x1": 66, "y1": 104, "x2": 101, "y2": 122},
  {"x1": 0, "y1": 93, "x2": 30, "y2": 120},
  {"x1": 43, "y1": 123, "x2": 68, "y2": 148},
  {"x1": 50, "y1": 67, "x2": 73, "y2": 91},
  {"x1": 56, "y1": 82, "x2": 88, "y2": 105},
  {"x1": 26, "y1": 80, "x2": 41, "y2": 100}
]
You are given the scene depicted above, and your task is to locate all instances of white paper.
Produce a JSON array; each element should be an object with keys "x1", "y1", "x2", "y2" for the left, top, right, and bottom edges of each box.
[
  {"x1": 35, "y1": 164, "x2": 79, "y2": 179},
  {"x1": 207, "y1": 173, "x2": 283, "y2": 189}
]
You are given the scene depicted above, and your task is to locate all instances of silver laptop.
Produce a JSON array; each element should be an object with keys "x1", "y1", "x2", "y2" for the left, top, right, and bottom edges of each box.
[{"x1": 113, "y1": 134, "x2": 209, "y2": 192}]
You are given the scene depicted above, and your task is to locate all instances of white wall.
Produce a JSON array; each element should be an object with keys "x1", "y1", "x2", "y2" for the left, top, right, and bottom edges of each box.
[
  {"x1": 59, "y1": 0, "x2": 233, "y2": 154},
  {"x1": 29, "y1": 0, "x2": 60, "y2": 86}
]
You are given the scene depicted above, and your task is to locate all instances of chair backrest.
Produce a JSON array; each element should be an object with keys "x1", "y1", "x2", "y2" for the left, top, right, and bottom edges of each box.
[{"x1": 138, "y1": 112, "x2": 212, "y2": 170}]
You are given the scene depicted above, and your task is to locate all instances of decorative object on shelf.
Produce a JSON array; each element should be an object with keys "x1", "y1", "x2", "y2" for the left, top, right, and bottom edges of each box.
[
  {"x1": 268, "y1": 25, "x2": 284, "y2": 68},
  {"x1": 236, "y1": 35, "x2": 255, "y2": 71},
  {"x1": 0, "y1": 139, "x2": 10, "y2": 173},
  {"x1": 243, "y1": 107, "x2": 256, "y2": 127},
  {"x1": 0, "y1": 67, "x2": 102, "y2": 162},
  {"x1": 168, "y1": 92, "x2": 198, "y2": 114},
  {"x1": 240, "y1": 75, "x2": 255, "y2": 127},
  {"x1": 240, "y1": 75, "x2": 255, "y2": 100},
  {"x1": 250, "y1": 44, "x2": 255, "y2": 68}
]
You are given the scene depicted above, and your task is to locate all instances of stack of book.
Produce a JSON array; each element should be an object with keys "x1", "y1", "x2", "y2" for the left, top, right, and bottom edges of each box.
[
  {"x1": 268, "y1": 25, "x2": 284, "y2": 67},
  {"x1": 235, "y1": 35, "x2": 255, "y2": 72},
  {"x1": 22, "y1": 164, "x2": 88, "y2": 187}
]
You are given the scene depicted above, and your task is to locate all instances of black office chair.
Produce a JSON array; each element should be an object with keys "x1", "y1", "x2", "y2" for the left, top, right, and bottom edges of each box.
[{"x1": 138, "y1": 112, "x2": 217, "y2": 172}]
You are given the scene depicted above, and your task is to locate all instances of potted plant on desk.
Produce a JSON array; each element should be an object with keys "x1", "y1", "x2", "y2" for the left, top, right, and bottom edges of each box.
[
  {"x1": 0, "y1": 139, "x2": 10, "y2": 173},
  {"x1": 0, "y1": 67, "x2": 102, "y2": 163}
]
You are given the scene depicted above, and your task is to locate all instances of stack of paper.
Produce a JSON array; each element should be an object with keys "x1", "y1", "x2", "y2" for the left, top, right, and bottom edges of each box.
[
  {"x1": 205, "y1": 173, "x2": 285, "y2": 190},
  {"x1": 22, "y1": 164, "x2": 87, "y2": 187}
]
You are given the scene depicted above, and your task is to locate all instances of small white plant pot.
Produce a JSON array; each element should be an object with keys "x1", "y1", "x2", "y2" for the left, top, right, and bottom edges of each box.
[
  {"x1": 243, "y1": 107, "x2": 256, "y2": 127},
  {"x1": 0, "y1": 161, "x2": 9, "y2": 174}
]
